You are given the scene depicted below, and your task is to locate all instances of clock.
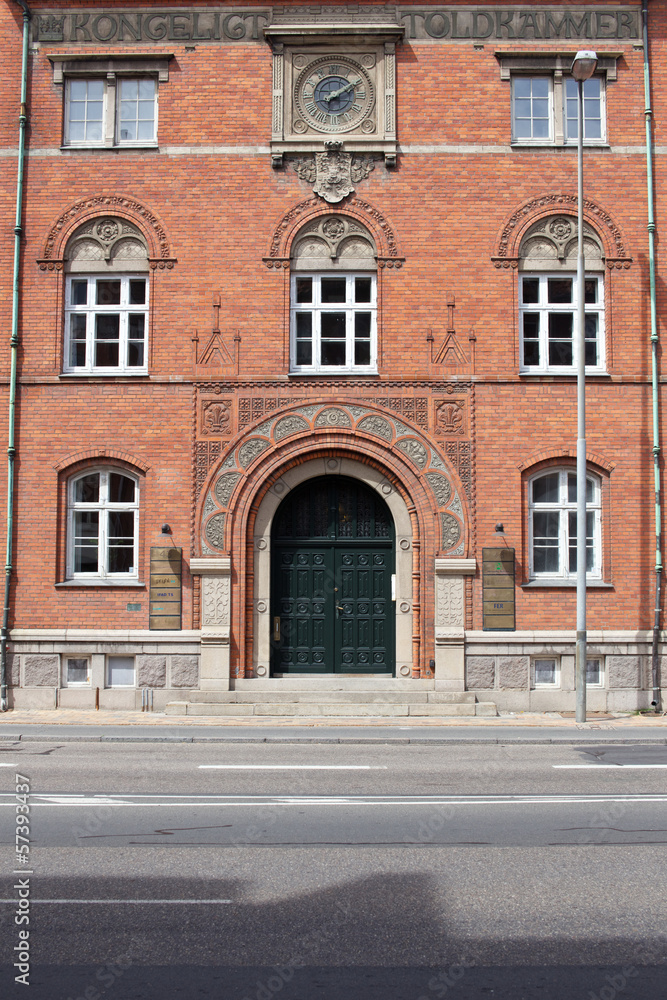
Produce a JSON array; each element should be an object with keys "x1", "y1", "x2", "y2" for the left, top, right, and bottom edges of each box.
[{"x1": 294, "y1": 56, "x2": 375, "y2": 134}]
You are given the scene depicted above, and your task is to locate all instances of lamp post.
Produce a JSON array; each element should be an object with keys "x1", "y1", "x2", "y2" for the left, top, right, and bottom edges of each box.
[{"x1": 572, "y1": 50, "x2": 597, "y2": 724}]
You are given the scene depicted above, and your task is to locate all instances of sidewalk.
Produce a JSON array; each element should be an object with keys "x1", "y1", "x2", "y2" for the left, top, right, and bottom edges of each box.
[{"x1": 0, "y1": 707, "x2": 666, "y2": 743}]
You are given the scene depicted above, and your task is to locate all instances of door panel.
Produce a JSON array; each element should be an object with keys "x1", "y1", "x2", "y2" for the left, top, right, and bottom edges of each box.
[{"x1": 271, "y1": 477, "x2": 396, "y2": 675}]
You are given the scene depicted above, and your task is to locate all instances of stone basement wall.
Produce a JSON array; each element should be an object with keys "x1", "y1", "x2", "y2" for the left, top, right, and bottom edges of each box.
[
  {"x1": 464, "y1": 633, "x2": 660, "y2": 713},
  {"x1": 6, "y1": 636, "x2": 201, "y2": 711}
]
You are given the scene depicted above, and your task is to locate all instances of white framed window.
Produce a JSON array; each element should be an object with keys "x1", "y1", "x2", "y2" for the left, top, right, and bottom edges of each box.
[
  {"x1": 64, "y1": 275, "x2": 148, "y2": 374},
  {"x1": 64, "y1": 657, "x2": 90, "y2": 686},
  {"x1": 512, "y1": 76, "x2": 553, "y2": 142},
  {"x1": 529, "y1": 470, "x2": 602, "y2": 581},
  {"x1": 564, "y1": 77, "x2": 604, "y2": 143},
  {"x1": 107, "y1": 656, "x2": 135, "y2": 687},
  {"x1": 290, "y1": 274, "x2": 377, "y2": 374},
  {"x1": 64, "y1": 76, "x2": 157, "y2": 147},
  {"x1": 532, "y1": 657, "x2": 560, "y2": 688},
  {"x1": 67, "y1": 469, "x2": 139, "y2": 581},
  {"x1": 586, "y1": 657, "x2": 604, "y2": 687},
  {"x1": 520, "y1": 273, "x2": 605, "y2": 373}
]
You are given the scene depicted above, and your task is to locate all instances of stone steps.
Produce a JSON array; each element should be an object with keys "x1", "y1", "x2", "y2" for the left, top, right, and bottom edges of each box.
[
  {"x1": 184, "y1": 690, "x2": 477, "y2": 705},
  {"x1": 165, "y1": 699, "x2": 497, "y2": 718}
]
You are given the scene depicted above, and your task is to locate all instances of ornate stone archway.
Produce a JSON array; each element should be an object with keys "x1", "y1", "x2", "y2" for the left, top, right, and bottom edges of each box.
[{"x1": 191, "y1": 400, "x2": 475, "y2": 690}]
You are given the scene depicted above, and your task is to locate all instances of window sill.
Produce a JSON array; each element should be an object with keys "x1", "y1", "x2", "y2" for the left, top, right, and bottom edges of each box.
[
  {"x1": 519, "y1": 371, "x2": 610, "y2": 378},
  {"x1": 60, "y1": 144, "x2": 159, "y2": 152},
  {"x1": 522, "y1": 580, "x2": 613, "y2": 588},
  {"x1": 59, "y1": 372, "x2": 150, "y2": 379},
  {"x1": 511, "y1": 142, "x2": 610, "y2": 150},
  {"x1": 56, "y1": 580, "x2": 146, "y2": 588},
  {"x1": 289, "y1": 371, "x2": 380, "y2": 378}
]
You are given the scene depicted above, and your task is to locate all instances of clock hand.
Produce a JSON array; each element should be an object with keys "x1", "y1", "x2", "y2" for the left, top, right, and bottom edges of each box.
[{"x1": 323, "y1": 81, "x2": 355, "y2": 104}]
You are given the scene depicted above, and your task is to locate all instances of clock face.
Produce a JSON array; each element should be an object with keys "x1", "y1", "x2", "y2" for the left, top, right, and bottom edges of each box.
[{"x1": 294, "y1": 56, "x2": 375, "y2": 134}]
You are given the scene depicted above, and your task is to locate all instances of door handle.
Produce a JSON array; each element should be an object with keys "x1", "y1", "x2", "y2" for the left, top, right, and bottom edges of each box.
[{"x1": 273, "y1": 616, "x2": 281, "y2": 642}]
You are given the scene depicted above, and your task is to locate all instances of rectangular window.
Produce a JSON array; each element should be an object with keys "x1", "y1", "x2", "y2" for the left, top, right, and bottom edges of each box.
[
  {"x1": 290, "y1": 273, "x2": 377, "y2": 374},
  {"x1": 64, "y1": 76, "x2": 157, "y2": 147},
  {"x1": 512, "y1": 76, "x2": 552, "y2": 142},
  {"x1": 65, "y1": 276, "x2": 148, "y2": 374},
  {"x1": 586, "y1": 658, "x2": 604, "y2": 687},
  {"x1": 68, "y1": 470, "x2": 139, "y2": 581},
  {"x1": 65, "y1": 657, "x2": 90, "y2": 686},
  {"x1": 533, "y1": 658, "x2": 559, "y2": 687},
  {"x1": 509, "y1": 72, "x2": 606, "y2": 147},
  {"x1": 108, "y1": 656, "x2": 135, "y2": 687},
  {"x1": 520, "y1": 274, "x2": 604, "y2": 374}
]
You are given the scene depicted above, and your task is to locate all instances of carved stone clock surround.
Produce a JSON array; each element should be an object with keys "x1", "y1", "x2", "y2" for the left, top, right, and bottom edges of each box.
[{"x1": 264, "y1": 21, "x2": 403, "y2": 167}]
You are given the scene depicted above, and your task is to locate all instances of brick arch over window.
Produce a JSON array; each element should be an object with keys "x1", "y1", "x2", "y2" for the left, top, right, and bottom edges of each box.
[
  {"x1": 492, "y1": 194, "x2": 632, "y2": 270},
  {"x1": 38, "y1": 196, "x2": 176, "y2": 271},
  {"x1": 263, "y1": 196, "x2": 405, "y2": 269},
  {"x1": 195, "y1": 402, "x2": 470, "y2": 677}
]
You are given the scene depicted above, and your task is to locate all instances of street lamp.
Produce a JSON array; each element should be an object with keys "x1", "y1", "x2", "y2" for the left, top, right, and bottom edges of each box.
[{"x1": 572, "y1": 49, "x2": 597, "y2": 723}]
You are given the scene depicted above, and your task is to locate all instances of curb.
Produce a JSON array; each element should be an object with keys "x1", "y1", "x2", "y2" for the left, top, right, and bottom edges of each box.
[{"x1": 3, "y1": 734, "x2": 667, "y2": 745}]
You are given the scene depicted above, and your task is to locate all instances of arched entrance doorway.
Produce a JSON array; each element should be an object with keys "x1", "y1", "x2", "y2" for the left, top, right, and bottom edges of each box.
[{"x1": 271, "y1": 476, "x2": 395, "y2": 674}]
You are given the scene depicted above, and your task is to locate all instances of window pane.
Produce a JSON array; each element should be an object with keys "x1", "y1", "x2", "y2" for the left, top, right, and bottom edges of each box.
[
  {"x1": 128, "y1": 315, "x2": 145, "y2": 367},
  {"x1": 568, "y1": 511, "x2": 595, "y2": 572},
  {"x1": 533, "y1": 474, "x2": 560, "y2": 504},
  {"x1": 129, "y1": 279, "x2": 146, "y2": 305},
  {"x1": 109, "y1": 473, "x2": 135, "y2": 503},
  {"x1": 321, "y1": 341, "x2": 346, "y2": 365},
  {"x1": 548, "y1": 278, "x2": 572, "y2": 304},
  {"x1": 585, "y1": 279, "x2": 598, "y2": 304},
  {"x1": 321, "y1": 278, "x2": 346, "y2": 303},
  {"x1": 296, "y1": 341, "x2": 312, "y2": 365},
  {"x1": 355, "y1": 313, "x2": 371, "y2": 339},
  {"x1": 355, "y1": 340, "x2": 371, "y2": 365},
  {"x1": 532, "y1": 78, "x2": 549, "y2": 98},
  {"x1": 96, "y1": 280, "x2": 121, "y2": 306},
  {"x1": 108, "y1": 656, "x2": 135, "y2": 686},
  {"x1": 522, "y1": 278, "x2": 539, "y2": 304},
  {"x1": 514, "y1": 78, "x2": 531, "y2": 98},
  {"x1": 321, "y1": 313, "x2": 346, "y2": 338},
  {"x1": 533, "y1": 511, "x2": 560, "y2": 573},
  {"x1": 74, "y1": 511, "x2": 99, "y2": 572},
  {"x1": 522, "y1": 313, "x2": 540, "y2": 366},
  {"x1": 548, "y1": 313, "x2": 573, "y2": 366},
  {"x1": 355, "y1": 277, "x2": 371, "y2": 303},
  {"x1": 67, "y1": 658, "x2": 89, "y2": 684},
  {"x1": 71, "y1": 279, "x2": 88, "y2": 306},
  {"x1": 567, "y1": 475, "x2": 594, "y2": 504},
  {"x1": 95, "y1": 316, "x2": 120, "y2": 366},
  {"x1": 585, "y1": 314, "x2": 599, "y2": 366},
  {"x1": 69, "y1": 315, "x2": 87, "y2": 367},
  {"x1": 534, "y1": 659, "x2": 557, "y2": 685},
  {"x1": 118, "y1": 78, "x2": 155, "y2": 143},
  {"x1": 74, "y1": 473, "x2": 99, "y2": 503},
  {"x1": 108, "y1": 511, "x2": 135, "y2": 573},
  {"x1": 296, "y1": 278, "x2": 312, "y2": 304}
]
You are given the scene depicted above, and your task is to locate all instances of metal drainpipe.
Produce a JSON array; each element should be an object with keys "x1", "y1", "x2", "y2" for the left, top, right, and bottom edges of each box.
[
  {"x1": 642, "y1": 0, "x2": 663, "y2": 713},
  {"x1": 0, "y1": 0, "x2": 30, "y2": 712}
]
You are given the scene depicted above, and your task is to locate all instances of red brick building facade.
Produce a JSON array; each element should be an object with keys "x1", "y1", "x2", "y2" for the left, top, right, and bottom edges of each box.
[{"x1": 1, "y1": 0, "x2": 663, "y2": 714}]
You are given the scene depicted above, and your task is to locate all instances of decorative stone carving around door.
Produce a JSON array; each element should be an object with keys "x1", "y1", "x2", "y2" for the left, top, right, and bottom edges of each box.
[
  {"x1": 190, "y1": 557, "x2": 231, "y2": 691},
  {"x1": 434, "y1": 558, "x2": 476, "y2": 690}
]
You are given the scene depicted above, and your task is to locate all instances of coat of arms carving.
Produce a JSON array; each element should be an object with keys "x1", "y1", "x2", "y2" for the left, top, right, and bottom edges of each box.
[{"x1": 292, "y1": 142, "x2": 377, "y2": 204}]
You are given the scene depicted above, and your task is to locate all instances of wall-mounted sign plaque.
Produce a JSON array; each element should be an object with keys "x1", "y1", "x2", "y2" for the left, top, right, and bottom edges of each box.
[
  {"x1": 482, "y1": 547, "x2": 515, "y2": 631},
  {"x1": 149, "y1": 547, "x2": 182, "y2": 630}
]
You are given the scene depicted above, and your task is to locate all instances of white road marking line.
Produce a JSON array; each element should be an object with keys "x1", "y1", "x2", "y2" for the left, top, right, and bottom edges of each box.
[
  {"x1": 1, "y1": 794, "x2": 666, "y2": 807},
  {"x1": 0, "y1": 899, "x2": 232, "y2": 905},
  {"x1": 198, "y1": 765, "x2": 387, "y2": 770},
  {"x1": 0, "y1": 763, "x2": 18, "y2": 767},
  {"x1": 553, "y1": 764, "x2": 667, "y2": 769}
]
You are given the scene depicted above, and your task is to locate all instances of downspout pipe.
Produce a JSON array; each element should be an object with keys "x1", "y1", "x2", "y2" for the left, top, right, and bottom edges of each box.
[
  {"x1": 642, "y1": 0, "x2": 663, "y2": 712},
  {"x1": 0, "y1": 0, "x2": 30, "y2": 712}
]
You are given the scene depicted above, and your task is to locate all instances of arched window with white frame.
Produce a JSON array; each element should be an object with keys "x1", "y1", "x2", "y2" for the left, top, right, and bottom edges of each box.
[
  {"x1": 290, "y1": 215, "x2": 377, "y2": 374},
  {"x1": 67, "y1": 468, "x2": 139, "y2": 580},
  {"x1": 518, "y1": 215, "x2": 606, "y2": 375},
  {"x1": 529, "y1": 468, "x2": 602, "y2": 581},
  {"x1": 63, "y1": 216, "x2": 149, "y2": 375}
]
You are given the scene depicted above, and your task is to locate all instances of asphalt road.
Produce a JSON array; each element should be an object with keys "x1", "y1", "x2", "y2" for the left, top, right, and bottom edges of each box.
[{"x1": 0, "y1": 740, "x2": 665, "y2": 999}]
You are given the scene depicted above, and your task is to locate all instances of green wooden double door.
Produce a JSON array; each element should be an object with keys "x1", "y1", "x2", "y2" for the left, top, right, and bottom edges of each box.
[{"x1": 271, "y1": 477, "x2": 395, "y2": 675}]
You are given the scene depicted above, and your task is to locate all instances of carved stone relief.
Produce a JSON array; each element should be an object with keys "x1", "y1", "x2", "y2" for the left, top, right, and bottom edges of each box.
[
  {"x1": 202, "y1": 400, "x2": 232, "y2": 436},
  {"x1": 425, "y1": 472, "x2": 452, "y2": 507},
  {"x1": 214, "y1": 472, "x2": 241, "y2": 508},
  {"x1": 205, "y1": 513, "x2": 226, "y2": 549},
  {"x1": 202, "y1": 576, "x2": 231, "y2": 627},
  {"x1": 436, "y1": 576, "x2": 464, "y2": 628},
  {"x1": 449, "y1": 492, "x2": 464, "y2": 518},
  {"x1": 203, "y1": 494, "x2": 216, "y2": 516},
  {"x1": 291, "y1": 145, "x2": 377, "y2": 204},
  {"x1": 358, "y1": 415, "x2": 393, "y2": 440},
  {"x1": 238, "y1": 438, "x2": 270, "y2": 468},
  {"x1": 275, "y1": 415, "x2": 309, "y2": 440},
  {"x1": 396, "y1": 438, "x2": 428, "y2": 469},
  {"x1": 441, "y1": 513, "x2": 462, "y2": 550},
  {"x1": 314, "y1": 408, "x2": 351, "y2": 428},
  {"x1": 435, "y1": 400, "x2": 465, "y2": 436}
]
